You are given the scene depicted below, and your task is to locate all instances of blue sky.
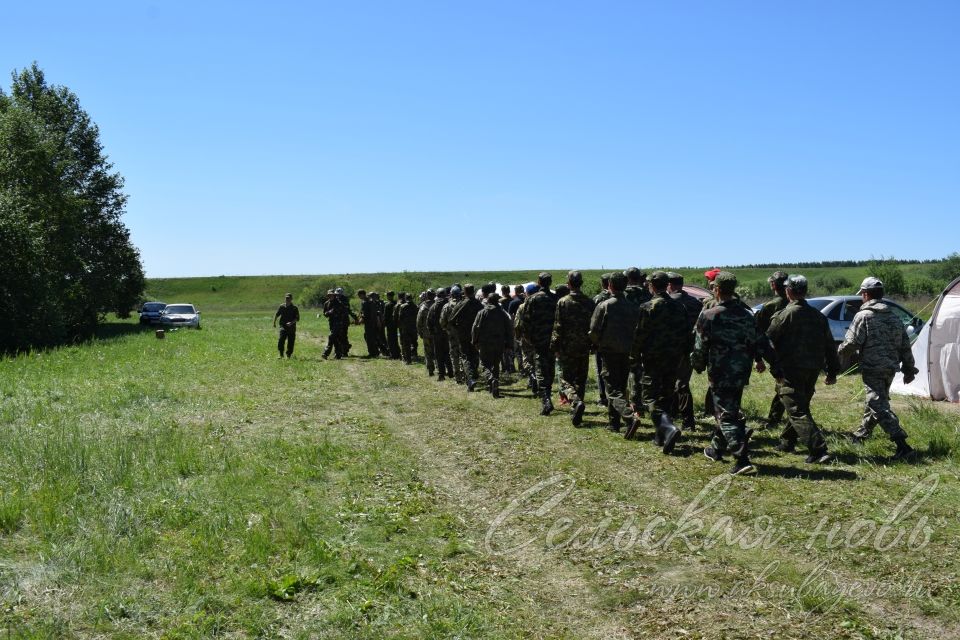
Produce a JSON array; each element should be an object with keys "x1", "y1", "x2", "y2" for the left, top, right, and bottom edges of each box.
[{"x1": 3, "y1": 1, "x2": 958, "y2": 277}]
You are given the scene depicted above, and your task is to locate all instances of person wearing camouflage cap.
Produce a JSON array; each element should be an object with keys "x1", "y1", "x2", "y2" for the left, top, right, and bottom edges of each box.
[
  {"x1": 449, "y1": 284, "x2": 484, "y2": 390},
  {"x1": 384, "y1": 291, "x2": 401, "y2": 359},
  {"x1": 416, "y1": 289, "x2": 436, "y2": 375},
  {"x1": 667, "y1": 272, "x2": 703, "y2": 429},
  {"x1": 623, "y1": 267, "x2": 652, "y2": 418},
  {"x1": 357, "y1": 290, "x2": 381, "y2": 358},
  {"x1": 397, "y1": 293, "x2": 420, "y2": 364},
  {"x1": 627, "y1": 271, "x2": 689, "y2": 452},
  {"x1": 593, "y1": 273, "x2": 614, "y2": 407},
  {"x1": 322, "y1": 288, "x2": 354, "y2": 359},
  {"x1": 754, "y1": 271, "x2": 790, "y2": 427},
  {"x1": 471, "y1": 293, "x2": 514, "y2": 398},
  {"x1": 428, "y1": 287, "x2": 454, "y2": 381},
  {"x1": 519, "y1": 272, "x2": 559, "y2": 415},
  {"x1": 692, "y1": 272, "x2": 780, "y2": 475},
  {"x1": 551, "y1": 271, "x2": 596, "y2": 426},
  {"x1": 589, "y1": 272, "x2": 640, "y2": 433},
  {"x1": 441, "y1": 285, "x2": 466, "y2": 384},
  {"x1": 838, "y1": 277, "x2": 917, "y2": 461},
  {"x1": 765, "y1": 275, "x2": 839, "y2": 463}
]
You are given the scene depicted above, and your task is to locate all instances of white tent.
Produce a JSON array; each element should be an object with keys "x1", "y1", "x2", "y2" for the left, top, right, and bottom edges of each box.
[{"x1": 891, "y1": 276, "x2": 960, "y2": 402}]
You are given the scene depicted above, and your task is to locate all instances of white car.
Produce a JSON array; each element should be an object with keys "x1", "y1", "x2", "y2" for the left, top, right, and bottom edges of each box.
[{"x1": 159, "y1": 303, "x2": 201, "y2": 329}]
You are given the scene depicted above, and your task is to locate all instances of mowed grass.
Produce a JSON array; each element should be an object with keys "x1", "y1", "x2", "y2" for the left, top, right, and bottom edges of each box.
[{"x1": 1, "y1": 312, "x2": 959, "y2": 638}]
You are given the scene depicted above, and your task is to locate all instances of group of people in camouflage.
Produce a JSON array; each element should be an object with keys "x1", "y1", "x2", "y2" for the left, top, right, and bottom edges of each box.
[{"x1": 277, "y1": 268, "x2": 919, "y2": 476}]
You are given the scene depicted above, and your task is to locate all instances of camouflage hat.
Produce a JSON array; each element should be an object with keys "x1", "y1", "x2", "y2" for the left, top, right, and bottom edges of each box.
[
  {"x1": 768, "y1": 271, "x2": 789, "y2": 286},
  {"x1": 666, "y1": 272, "x2": 683, "y2": 286},
  {"x1": 486, "y1": 292, "x2": 500, "y2": 303},
  {"x1": 714, "y1": 271, "x2": 738, "y2": 294},
  {"x1": 538, "y1": 272, "x2": 552, "y2": 284},
  {"x1": 284, "y1": 292, "x2": 292, "y2": 299},
  {"x1": 624, "y1": 267, "x2": 646, "y2": 282},
  {"x1": 436, "y1": 287, "x2": 448, "y2": 297},
  {"x1": 858, "y1": 276, "x2": 883, "y2": 293},
  {"x1": 785, "y1": 274, "x2": 808, "y2": 294},
  {"x1": 649, "y1": 271, "x2": 669, "y2": 288},
  {"x1": 600, "y1": 272, "x2": 613, "y2": 284},
  {"x1": 609, "y1": 272, "x2": 628, "y2": 291},
  {"x1": 326, "y1": 289, "x2": 335, "y2": 295}
]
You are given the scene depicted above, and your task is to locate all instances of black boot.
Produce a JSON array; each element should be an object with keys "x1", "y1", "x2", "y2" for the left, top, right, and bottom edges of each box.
[
  {"x1": 540, "y1": 394, "x2": 554, "y2": 416},
  {"x1": 491, "y1": 380, "x2": 500, "y2": 399},
  {"x1": 530, "y1": 376, "x2": 539, "y2": 397},
  {"x1": 655, "y1": 414, "x2": 681, "y2": 454},
  {"x1": 891, "y1": 437, "x2": 914, "y2": 462},
  {"x1": 571, "y1": 401, "x2": 586, "y2": 427}
]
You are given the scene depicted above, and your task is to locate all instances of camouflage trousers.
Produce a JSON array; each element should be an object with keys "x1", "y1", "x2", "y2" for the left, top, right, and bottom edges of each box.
[
  {"x1": 599, "y1": 351, "x2": 634, "y2": 425},
  {"x1": 640, "y1": 358, "x2": 680, "y2": 426},
  {"x1": 400, "y1": 331, "x2": 418, "y2": 364},
  {"x1": 766, "y1": 379, "x2": 785, "y2": 425},
  {"x1": 709, "y1": 386, "x2": 748, "y2": 455},
  {"x1": 323, "y1": 324, "x2": 349, "y2": 358},
  {"x1": 532, "y1": 345, "x2": 556, "y2": 398},
  {"x1": 479, "y1": 346, "x2": 504, "y2": 387},
  {"x1": 433, "y1": 332, "x2": 453, "y2": 379},
  {"x1": 672, "y1": 354, "x2": 695, "y2": 427},
  {"x1": 853, "y1": 370, "x2": 908, "y2": 441},
  {"x1": 421, "y1": 335, "x2": 435, "y2": 374},
  {"x1": 447, "y1": 331, "x2": 464, "y2": 383},
  {"x1": 363, "y1": 326, "x2": 380, "y2": 357},
  {"x1": 778, "y1": 368, "x2": 827, "y2": 453},
  {"x1": 628, "y1": 362, "x2": 644, "y2": 409},
  {"x1": 558, "y1": 352, "x2": 590, "y2": 405},
  {"x1": 386, "y1": 326, "x2": 401, "y2": 359},
  {"x1": 519, "y1": 340, "x2": 536, "y2": 378},
  {"x1": 459, "y1": 340, "x2": 479, "y2": 383},
  {"x1": 595, "y1": 352, "x2": 607, "y2": 403}
]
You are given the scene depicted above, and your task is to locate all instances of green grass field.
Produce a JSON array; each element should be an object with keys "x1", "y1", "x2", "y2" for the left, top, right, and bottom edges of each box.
[{"x1": 2, "y1": 300, "x2": 959, "y2": 638}]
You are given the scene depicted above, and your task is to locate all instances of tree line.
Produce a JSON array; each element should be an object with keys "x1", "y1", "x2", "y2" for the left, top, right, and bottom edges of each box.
[{"x1": 0, "y1": 64, "x2": 145, "y2": 353}]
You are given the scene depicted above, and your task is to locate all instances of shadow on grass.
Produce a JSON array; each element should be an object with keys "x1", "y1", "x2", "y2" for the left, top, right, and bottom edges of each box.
[
  {"x1": 754, "y1": 464, "x2": 859, "y2": 481},
  {"x1": 94, "y1": 321, "x2": 152, "y2": 341}
]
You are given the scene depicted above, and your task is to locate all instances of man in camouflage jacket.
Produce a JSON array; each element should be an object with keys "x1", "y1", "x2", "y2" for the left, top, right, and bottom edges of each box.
[
  {"x1": 519, "y1": 272, "x2": 559, "y2": 415},
  {"x1": 551, "y1": 270, "x2": 595, "y2": 426},
  {"x1": 472, "y1": 292, "x2": 514, "y2": 398}
]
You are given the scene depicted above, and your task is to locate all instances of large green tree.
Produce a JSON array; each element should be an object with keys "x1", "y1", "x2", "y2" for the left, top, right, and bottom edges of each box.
[{"x1": 0, "y1": 63, "x2": 144, "y2": 352}]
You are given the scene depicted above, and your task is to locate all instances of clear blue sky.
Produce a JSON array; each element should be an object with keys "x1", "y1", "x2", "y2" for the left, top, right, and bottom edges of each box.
[{"x1": 4, "y1": 1, "x2": 958, "y2": 277}]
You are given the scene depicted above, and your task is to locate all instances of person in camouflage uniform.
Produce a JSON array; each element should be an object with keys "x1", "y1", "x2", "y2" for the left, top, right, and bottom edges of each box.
[
  {"x1": 384, "y1": 291, "x2": 401, "y2": 359},
  {"x1": 322, "y1": 288, "x2": 355, "y2": 359},
  {"x1": 371, "y1": 292, "x2": 388, "y2": 356},
  {"x1": 429, "y1": 287, "x2": 454, "y2": 381},
  {"x1": 357, "y1": 290, "x2": 381, "y2": 358},
  {"x1": 441, "y1": 286, "x2": 465, "y2": 384},
  {"x1": 629, "y1": 271, "x2": 689, "y2": 452},
  {"x1": 839, "y1": 277, "x2": 917, "y2": 461},
  {"x1": 589, "y1": 272, "x2": 640, "y2": 433},
  {"x1": 693, "y1": 272, "x2": 779, "y2": 476},
  {"x1": 417, "y1": 290, "x2": 436, "y2": 375},
  {"x1": 449, "y1": 284, "x2": 483, "y2": 390},
  {"x1": 667, "y1": 272, "x2": 703, "y2": 429},
  {"x1": 499, "y1": 285, "x2": 517, "y2": 374},
  {"x1": 551, "y1": 270, "x2": 595, "y2": 427},
  {"x1": 765, "y1": 275, "x2": 839, "y2": 464},
  {"x1": 593, "y1": 273, "x2": 613, "y2": 407},
  {"x1": 623, "y1": 267, "x2": 652, "y2": 416},
  {"x1": 472, "y1": 292, "x2": 514, "y2": 397},
  {"x1": 519, "y1": 272, "x2": 559, "y2": 415},
  {"x1": 514, "y1": 284, "x2": 539, "y2": 393},
  {"x1": 397, "y1": 293, "x2": 419, "y2": 364},
  {"x1": 754, "y1": 271, "x2": 790, "y2": 427},
  {"x1": 508, "y1": 284, "x2": 526, "y2": 374}
]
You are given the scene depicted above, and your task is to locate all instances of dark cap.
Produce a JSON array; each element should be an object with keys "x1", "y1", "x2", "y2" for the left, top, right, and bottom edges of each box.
[
  {"x1": 285, "y1": 292, "x2": 292, "y2": 298},
  {"x1": 649, "y1": 271, "x2": 669, "y2": 288},
  {"x1": 666, "y1": 272, "x2": 683, "y2": 287},
  {"x1": 538, "y1": 272, "x2": 552, "y2": 285},
  {"x1": 610, "y1": 272, "x2": 628, "y2": 291},
  {"x1": 714, "y1": 271, "x2": 738, "y2": 294},
  {"x1": 486, "y1": 292, "x2": 500, "y2": 303}
]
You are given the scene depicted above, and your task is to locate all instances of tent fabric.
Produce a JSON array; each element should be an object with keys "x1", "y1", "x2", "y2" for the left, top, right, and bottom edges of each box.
[{"x1": 892, "y1": 276, "x2": 960, "y2": 402}]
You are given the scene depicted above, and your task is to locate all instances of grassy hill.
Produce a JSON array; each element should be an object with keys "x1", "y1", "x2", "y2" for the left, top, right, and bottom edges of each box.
[{"x1": 145, "y1": 259, "x2": 957, "y2": 314}]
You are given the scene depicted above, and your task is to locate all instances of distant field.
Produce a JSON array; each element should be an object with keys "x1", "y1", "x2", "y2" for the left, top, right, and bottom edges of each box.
[{"x1": 144, "y1": 262, "x2": 948, "y2": 314}]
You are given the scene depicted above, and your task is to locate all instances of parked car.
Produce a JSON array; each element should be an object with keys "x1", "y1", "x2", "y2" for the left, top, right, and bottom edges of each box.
[
  {"x1": 139, "y1": 301, "x2": 167, "y2": 324},
  {"x1": 159, "y1": 303, "x2": 201, "y2": 329}
]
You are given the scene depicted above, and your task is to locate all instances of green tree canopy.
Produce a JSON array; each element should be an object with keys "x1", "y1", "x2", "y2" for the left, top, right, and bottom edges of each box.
[{"x1": 0, "y1": 63, "x2": 144, "y2": 352}]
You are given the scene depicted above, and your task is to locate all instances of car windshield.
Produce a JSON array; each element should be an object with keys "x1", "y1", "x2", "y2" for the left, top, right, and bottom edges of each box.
[
  {"x1": 165, "y1": 305, "x2": 195, "y2": 314},
  {"x1": 142, "y1": 303, "x2": 165, "y2": 311}
]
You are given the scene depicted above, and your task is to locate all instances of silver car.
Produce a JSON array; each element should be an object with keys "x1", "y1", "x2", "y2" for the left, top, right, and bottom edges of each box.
[{"x1": 159, "y1": 303, "x2": 201, "y2": 329}]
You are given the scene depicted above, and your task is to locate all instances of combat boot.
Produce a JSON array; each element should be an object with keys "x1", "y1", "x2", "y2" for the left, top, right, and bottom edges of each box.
[
  {"x1": 774, "y1": 439, "x2": 796, "y2": 453},
  {"x1": 571, "y1": 401, "x2": 586, "y2": 427},
  {"x1": 490, "y1": 380, "x2": 500, "y2": 399},
  {"x1": 540, "y1": 394, "x2": 554, "y2": 416},
  {"x1": 805, "y1": 449, "x2": 831, "y2": 464},
  {"x1": 466, "y1": 378, "x2": 476, "y2": 392},
  {"x1": 848, "y1": 433, "x2": 867, "y2": 446},
  {"x1": 607, "y1": 415, "x2": 621, "y2": 433},
  {"x1": 891, "y1": 437, "x2": 914, "y2": 462},
  {"x1": 655, "y1": 414, "x2": 681, "y2": 454},
  {"x1": 529, "y1": 376, "x2": 539, "y2": 397}
]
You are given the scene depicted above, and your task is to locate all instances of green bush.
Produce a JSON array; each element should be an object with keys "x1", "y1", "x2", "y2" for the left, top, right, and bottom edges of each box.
[{"x1": 867, "y1": 259, "x2": 906, "y2": 296}]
